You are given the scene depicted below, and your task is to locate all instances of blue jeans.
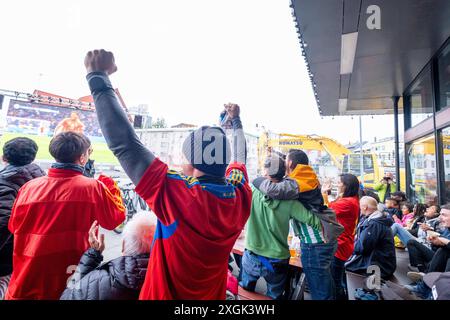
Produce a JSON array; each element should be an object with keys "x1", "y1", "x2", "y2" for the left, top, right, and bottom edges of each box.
[
  {"x1": 391, "y1": 223, "x2": 417, "y2": 246},
  {"x1": 239, "y1": 250, "x2": 289, "y2": 300},
  {"x1": 301, "y1": 241, "x2": 337, "y2": 300},
  {"x1": 330, "y1": 256, "x2": 347, "y2": 300}
]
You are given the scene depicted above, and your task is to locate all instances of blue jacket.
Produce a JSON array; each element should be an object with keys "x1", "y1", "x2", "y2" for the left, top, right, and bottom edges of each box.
[
  {"x1": 384, "y1": 207, "x2": 402, "y2": 221},
  {"x1": 346, "y1": 212, "x2": 396, "y2": 279}
]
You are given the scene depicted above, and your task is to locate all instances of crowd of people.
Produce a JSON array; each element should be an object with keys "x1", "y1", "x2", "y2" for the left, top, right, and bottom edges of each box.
[
  {"x1": 6, "y1": 101, "x2": 103, "y2": 137},
  {"x1": 0, "y1": 49, "x2": 449, "y2": 301}
]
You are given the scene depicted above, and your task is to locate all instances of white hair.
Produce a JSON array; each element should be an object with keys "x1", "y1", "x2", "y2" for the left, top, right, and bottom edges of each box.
[
  {"x1": 360, "y1": 196, "x2": 378, "y2": 210},
  {"x1": 122, "y1": 211, "x2": 157, "y2": 256}
]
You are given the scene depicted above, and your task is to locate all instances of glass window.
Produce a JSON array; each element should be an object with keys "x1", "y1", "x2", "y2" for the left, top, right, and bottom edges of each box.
[
  {"x1": 442, "y1": 127, "x2": 450, "y2": 202},
  {"x1": 408, "y1": 134, "x2": 437, "y2": 205},
  {"x1": 438, "y1": 43, "x2": 450, "y2": 110},
  {"x1": 404, "y1": 66, "x2": 434, "y2": 128}
]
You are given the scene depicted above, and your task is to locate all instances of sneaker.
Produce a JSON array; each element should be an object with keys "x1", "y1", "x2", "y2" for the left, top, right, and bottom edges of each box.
[
  {"x1": 407, "y1": 272, "x2": 425, "y2": 283},
  {"x1": 408, "y1": 264, "x2": 420, "y2": 272}
]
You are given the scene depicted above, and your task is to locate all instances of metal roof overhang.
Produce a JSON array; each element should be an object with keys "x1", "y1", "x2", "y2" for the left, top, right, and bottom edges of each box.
[{"x1": 291, "y1": 0, "x2": 450, "y2": 116}]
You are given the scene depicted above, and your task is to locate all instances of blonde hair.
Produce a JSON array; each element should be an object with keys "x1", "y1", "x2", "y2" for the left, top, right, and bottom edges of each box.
[{"x1": 360, "y1": 196, "x2": 378, "y2": 210}]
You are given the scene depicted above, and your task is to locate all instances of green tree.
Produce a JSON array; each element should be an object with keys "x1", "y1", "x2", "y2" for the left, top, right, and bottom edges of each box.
[{"x1": 152, "y1": 117, "x2": 167, "y2": 128}]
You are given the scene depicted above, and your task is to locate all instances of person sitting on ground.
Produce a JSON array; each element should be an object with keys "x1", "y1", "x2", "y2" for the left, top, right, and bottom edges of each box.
[
  {"x1": 391, "y1": 191, "x2": 407, "y2": 204},
  {"x1": 240, "y1": 155, "x2": 322, "y2": 300},
  {"x1": 383, "y1": 197, "x2": 402, "y2": 221},
  {"x1": 345, "y1": 196, "x2": 396, "y2": 280},
  {"x1": 390, "y1": 202, "x2": 415, "y2": 248},
  {"x1": 395, "y1": 202, "x2": 415, "y2": 227},
  {"x1": 0, "y1": 137, "x2": 46, "y2": 300},
  {"x1": 374, "y1": 172, "x2": 396, "y2": 203},
  {"x1": 407, "y1": 203, "x2": 428, "y2": 237},
  {"x1": 404, "y1": 205, "x2": 450, "y2": 299},
  {"x1": 5, "y1": 132, "x2": 125, "y2": 300},
  {"x1": 416, "y1": 205, "x2": 442, "y2": 239},
  {"x1": 252, "y1": 151, "x2": 341, "y2": 300},
  {"x1": 84, "y1": 49, "x2": 252, "y2": 300},
  {"x1": 61, "y1": 213, "x2": 156, "y2": 300},
  {"x1": 406, "y1": 205, "x2": 449, "y2": 273},
  {"x1": 391, "y1": 204, "x2": 440, "y2": 250}
]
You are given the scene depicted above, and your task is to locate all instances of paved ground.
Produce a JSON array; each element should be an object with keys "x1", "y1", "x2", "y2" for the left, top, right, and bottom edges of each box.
[{"x1": 100, "y1": 229, "x2": 411, "y2": 300}]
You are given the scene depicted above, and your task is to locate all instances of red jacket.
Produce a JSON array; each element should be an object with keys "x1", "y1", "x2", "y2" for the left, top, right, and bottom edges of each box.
[
  {"x1": 329, "y1": 196, "x2": 360, "y2": 261},
  {"x1": 135, "y1": 159, "x2": 252, "y2": 300},
  {"x1": 6, "y1": 169, "x2": 125, "y2": 300}
]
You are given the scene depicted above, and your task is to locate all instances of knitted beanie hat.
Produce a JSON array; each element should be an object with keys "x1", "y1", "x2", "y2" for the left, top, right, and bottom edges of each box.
[{"x1": 182, "y1": 126, "x2": 231, "y2": 177}]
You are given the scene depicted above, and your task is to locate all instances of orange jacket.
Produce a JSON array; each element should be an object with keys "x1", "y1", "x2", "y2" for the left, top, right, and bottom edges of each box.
[
  {"x1": 288, "y1": 164, "x2": 319, "y2": 193},
  {"x1": 6, "y1": 169, "x2": 125, "y2": 300}
]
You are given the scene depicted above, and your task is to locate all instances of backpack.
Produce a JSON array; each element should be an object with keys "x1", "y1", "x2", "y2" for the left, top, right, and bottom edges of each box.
[
  {"x1": 312, "y1": 206, "x2": 344, "y2": 243},
  {"x1": 291, "y1": 205, "x2": 344, "y2": 243}
]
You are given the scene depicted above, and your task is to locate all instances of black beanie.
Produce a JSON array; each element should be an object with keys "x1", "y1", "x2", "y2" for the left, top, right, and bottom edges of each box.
[{"x1": 182, "y1": 126, "x2": 231, "y2": 177}]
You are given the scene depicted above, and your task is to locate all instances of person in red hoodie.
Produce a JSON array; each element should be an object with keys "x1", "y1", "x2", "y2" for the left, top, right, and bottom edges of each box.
[
  {"x1": 6, "y1": 132, "x2": 125, "y2": 300},
  {"x1": 322, "y1": 174, "x2": 360, "y2": 300},
  {"x1": 84, "y1": 49, "x2": 251, "y2": 299}
]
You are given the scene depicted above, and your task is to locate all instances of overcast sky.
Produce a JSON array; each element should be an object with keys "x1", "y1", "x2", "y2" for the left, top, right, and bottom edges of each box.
[{"x1": 0, "y1": 0, "x2": 401, "y2": 145}]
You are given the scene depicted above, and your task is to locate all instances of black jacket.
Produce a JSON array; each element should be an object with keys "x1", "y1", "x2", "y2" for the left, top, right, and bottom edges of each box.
[
  {"x1": 0, "y1": 163, "x2": 45, "y2": 276},
  {"x1": 60, "y1": 248, "x2": 149, "y2": 300},
  {"x1": 384, "y1": 207, "x2": 402, "y2": 221},
  {"x1": 345, "y1": 212, "x2": 397, "y2": 279},
  {"x1": 409, "y1": 216, "x2": 426, "y2": 237}
]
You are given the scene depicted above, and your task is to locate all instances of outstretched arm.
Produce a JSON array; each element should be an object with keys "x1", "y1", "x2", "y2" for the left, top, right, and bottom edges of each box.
[
  {"x1": 223, "y1": 103, "x2": 247, "y2": 164},
  {"x1": 252, "y1": 177, "x2": 299, "y2": 200},
  {"x1": 84, "y1": 50, "x2": 154, "y2": 185}
]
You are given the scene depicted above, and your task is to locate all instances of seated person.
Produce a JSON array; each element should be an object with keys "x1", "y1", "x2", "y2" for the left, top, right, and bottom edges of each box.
[
  {"x1": 61, "y1": 212, "x2": 155, "y2": 300},
  {"x1": 383, "y1": 197, "x2": 402, "y2": 221},
  {"x1": 406, "y1": 205, "x2": 450, "y2": 273},
  {"x1": 404, "y1": 205, "x2": 450, "y2": 299},
  {"x1": 253, "y1": 149, "x2": 324, "y2": 213},
  {"x1": 393, "y1": 202, "x2": 414, "y2": 226},
  {"x1": 345, "y1": 196, "x2": 396, "y2": 280},
  {"x1": 391, "y1": 204, "x2": 439, "y2": 247},
  {"x1": 241, "y1": 155, "x2": 322, "y2": 300},
  {"x1": 407, "y1": 203, "x2": 428, "y2": 237},
  {"x1": 391, "y1": 191, "x2": 407, "y2": 205}
]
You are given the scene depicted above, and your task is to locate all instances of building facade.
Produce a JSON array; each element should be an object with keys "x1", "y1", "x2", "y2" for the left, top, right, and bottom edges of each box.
[
  {"x1": 291, "y1": 0, "x2": 450, "y2": 205},
  {"x1": 136, "y1": 128, "x2": 259, "y2": 180}
]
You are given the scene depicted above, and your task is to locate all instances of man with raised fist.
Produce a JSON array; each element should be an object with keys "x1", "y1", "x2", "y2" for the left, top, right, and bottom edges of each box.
[{"x1": 84, "y1": 49, "x2": 251, "y2": 300}]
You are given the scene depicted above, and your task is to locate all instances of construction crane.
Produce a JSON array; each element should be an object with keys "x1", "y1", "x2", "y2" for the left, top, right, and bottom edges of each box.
[
  {"x1": 257, "y1": 131, "x2": 389, "y2": 190},
  {"x1": 258, "y1": 131, "x2": 351, "y2": 170}
]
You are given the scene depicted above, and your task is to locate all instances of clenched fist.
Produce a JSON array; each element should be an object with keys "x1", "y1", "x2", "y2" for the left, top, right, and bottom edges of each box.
[
  {"x1": 224, "y1": 103, "x2": 240, "y2": 119},
  {"x1": 84, "y1": 49, "x2": 118, "y2": 75}
]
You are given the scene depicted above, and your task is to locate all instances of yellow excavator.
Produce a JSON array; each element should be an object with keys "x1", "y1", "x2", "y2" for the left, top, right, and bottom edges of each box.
[{"x1": 258, "y1": 131, "x2": 391, "y2": 190}]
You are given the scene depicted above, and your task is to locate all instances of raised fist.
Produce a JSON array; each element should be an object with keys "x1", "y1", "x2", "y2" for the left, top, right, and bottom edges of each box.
[
  {"x1": 224, "y1": 103, "x2": 240, "y2": 119},
  {"x1": 84, "y1": 49, "x2": 118, "y2": 75}
]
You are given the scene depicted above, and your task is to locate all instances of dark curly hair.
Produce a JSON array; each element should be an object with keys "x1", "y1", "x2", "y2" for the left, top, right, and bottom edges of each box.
[{"x1": 3, "y1": 137, "x2": 38, "y2": 166}]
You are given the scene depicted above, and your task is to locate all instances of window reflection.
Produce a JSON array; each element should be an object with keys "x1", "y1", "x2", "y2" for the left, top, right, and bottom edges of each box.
[
  {"x1": 405, "y1": 66, "x2": 434, "y2": 128},
  {"x1": 438, "y1": 44, "x2": 450, "y2": 110},
  {"x1": 408, "y1": 135, "x2": 437, "y2": 205},
  {"x1": 442, "y1": 127, "x2": 450, "y2": 202}
]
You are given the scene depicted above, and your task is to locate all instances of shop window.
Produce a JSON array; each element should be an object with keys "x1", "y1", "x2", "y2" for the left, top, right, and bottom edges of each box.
[
  {"x1": 404, "y1": 66, "x2": 434, "y2": 128},
  {"x1": 438, "y1": 43, "x2": 450, "y2": 110},
  {"x1": 408, "y1": 134, "x2": 437, "y2": 204},
  {"x1": 442, "y1": 127, "x2": 450, "y2": 202}
]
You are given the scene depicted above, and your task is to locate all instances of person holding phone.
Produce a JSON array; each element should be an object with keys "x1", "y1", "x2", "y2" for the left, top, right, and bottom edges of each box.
[{"x1": 374, "y1": 172, "x2": 397, "y2": 203}]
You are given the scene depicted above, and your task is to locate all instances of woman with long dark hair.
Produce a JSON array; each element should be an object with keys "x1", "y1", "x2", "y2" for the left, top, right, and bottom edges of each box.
[{"x1": 323, "y1": 173, "x2": 360, "y2": 300}]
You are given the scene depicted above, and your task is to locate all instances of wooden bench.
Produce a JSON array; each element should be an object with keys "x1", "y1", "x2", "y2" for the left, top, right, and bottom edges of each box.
[{"x1": 237, "y1": 286, "x2": 272, "y2": 300}]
